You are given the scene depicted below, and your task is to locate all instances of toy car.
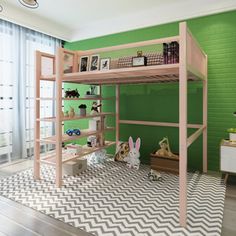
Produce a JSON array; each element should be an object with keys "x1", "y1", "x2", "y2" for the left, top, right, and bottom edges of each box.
[
  {"x1": 66, "y1": 129, "x2": 81, "y2": 136},
  {"x1": 148, "y1": 169, "x2": 162, "y2": 181}
]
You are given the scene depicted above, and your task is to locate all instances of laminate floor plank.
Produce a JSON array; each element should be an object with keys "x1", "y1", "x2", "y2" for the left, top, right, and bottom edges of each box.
[
  {"x1": 0, "y1": 202, "x2": 76, "y2": 236},
  {"x1": 0, "y1": 197, "x2": 92, "y2": 236},
  {"x1": 0, "y1": 214, "x2": 39, "y2": 236}
]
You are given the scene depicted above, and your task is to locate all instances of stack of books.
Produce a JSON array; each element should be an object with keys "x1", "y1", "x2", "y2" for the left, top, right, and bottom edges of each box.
[{"x1": 163, "y1": 41, "x2": 179, "y2": 64}]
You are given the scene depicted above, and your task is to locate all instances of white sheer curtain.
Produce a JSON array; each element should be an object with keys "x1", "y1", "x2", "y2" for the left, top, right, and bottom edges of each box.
[{"x1": 0, "y1": 19, "x2": 61, "y2": 164}]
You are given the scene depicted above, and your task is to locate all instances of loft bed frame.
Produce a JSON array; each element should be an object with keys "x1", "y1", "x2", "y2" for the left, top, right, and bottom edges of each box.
[{"x1": 34, "y1": 22, "x2": 207, "y2": 227}]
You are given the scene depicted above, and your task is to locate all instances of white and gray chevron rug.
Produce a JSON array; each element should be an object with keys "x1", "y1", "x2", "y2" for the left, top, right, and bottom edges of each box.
[{"x1": 0, "y1": 161, "x2": 225, "y2": 236}]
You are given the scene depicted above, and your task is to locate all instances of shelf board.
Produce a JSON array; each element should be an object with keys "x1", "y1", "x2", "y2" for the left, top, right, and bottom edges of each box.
[
  {"x1": 36, "y1": 97, "x2": 115, "y2": 101},
  {"x1": 40, "y1": 63, "x2": 204, "y2": 85},
  {"x1": 37, "y1": 112, "x2": 115, "y2": 122},
  {"x1": 38, "y1": 127, "x2": 115, "y2": 144},
  {"x1": 40, "y1": 141, "x2": 116, "y2": 165}
]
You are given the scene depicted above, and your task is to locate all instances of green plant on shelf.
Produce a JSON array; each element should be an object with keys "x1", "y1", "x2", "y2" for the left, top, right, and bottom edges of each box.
[{"x1": 227, "y1": 128, "x2": 236, "y2": 133}]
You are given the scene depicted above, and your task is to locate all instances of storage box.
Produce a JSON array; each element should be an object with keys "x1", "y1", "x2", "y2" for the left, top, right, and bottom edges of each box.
[
  {"x1": 63, "y1": 159, "x2": 87, "y2": 175},
  {"x1": 89, "y1": 119, "x2": 101, "y2": 131},
  {"x1": 66, "y1": 144, "x2": 82, "y2": 155},
  {"x1": 150, "y1": 152, "x2": 179, "y2": 174}
]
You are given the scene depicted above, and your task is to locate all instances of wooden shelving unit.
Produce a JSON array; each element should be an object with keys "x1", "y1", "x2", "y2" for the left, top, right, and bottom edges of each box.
[
  {"x1": 36, "y1": 97, "x2": 115, "y2": 101},
  {"x1": 34, "y1": 22, "x2": 207, "y2": 228},
  {"x1": 37, "y1": 112, "x2": 115, "y2": 122},
  {"x1": 38, "y1": 127, "x2": 115, "y2": 144},
  {"x1": 40, "y1": 141, "x2": 116, "y2": 165}
]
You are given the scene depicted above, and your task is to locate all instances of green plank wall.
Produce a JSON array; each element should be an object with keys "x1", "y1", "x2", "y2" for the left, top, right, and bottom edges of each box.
[{"x1": 64, "y1": 10, "x2": 236, "y2": 171}]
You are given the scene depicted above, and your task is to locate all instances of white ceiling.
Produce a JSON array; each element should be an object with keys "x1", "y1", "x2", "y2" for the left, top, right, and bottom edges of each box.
[{"x1": 1, "y1": 0, "x2": 236, "y2": 42}]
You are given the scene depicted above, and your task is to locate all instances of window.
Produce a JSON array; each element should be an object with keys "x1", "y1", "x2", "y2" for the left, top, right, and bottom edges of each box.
[{"x1": 0, "y1": 19, "x2": 61, "y2": 165}]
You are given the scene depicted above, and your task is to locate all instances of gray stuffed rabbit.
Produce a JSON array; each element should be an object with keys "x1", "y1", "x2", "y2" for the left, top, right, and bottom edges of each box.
[{"x1": 124, "y1": 136, "x2": 141, "y2": 170}]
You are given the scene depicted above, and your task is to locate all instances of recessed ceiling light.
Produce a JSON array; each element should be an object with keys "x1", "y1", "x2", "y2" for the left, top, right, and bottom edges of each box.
[{"x1": 18, "y1": 0, "x2": 39, "y2": 9}]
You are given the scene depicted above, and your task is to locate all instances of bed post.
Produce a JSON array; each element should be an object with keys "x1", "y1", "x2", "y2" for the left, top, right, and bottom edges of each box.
[
  {"x1": 179, "y1": 22, "x2": 188, "y2": 227},
  {"x1": 203, "y1": 56, "x2": 208, "y2": 173},
  {"x1": 55, "y1": 48, "x2": 63, "y2": 187},
  {"x1": 116, "y1": 85, "x2": 120, "y2": 148},
  {"x1": 34, "y1": 51, "x2": 41, "y2": 180}
]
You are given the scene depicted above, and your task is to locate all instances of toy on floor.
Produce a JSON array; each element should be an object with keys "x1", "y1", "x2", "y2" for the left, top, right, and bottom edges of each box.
[
  {"x1": 155, "y1": 137, "x2": 179, "y2": 158},
  {"x1": 90, "y1": 149, "x2": 107, "y2": 164},
  {"x1": 66, "y1": 129, "x2": 81, "y2": 136},
  {"x1": 124, "y1": 136, "x2": 141, "y2": 170},
  {"x1": 148, "y1": 169, "x2": 162, "y2": 181},
  {"x1": 114, "y1": 142, "x2": 130, "y2": 162}
]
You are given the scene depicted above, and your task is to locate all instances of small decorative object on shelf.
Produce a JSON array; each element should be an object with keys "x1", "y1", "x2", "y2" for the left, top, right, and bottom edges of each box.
[
  {"x1": 163, "y1": 41, "x2": 179, "y2": 64},
  {"x1": 87, "y1": 135, "x2": 97, "y2": 147},
  {"x1": 89, "y1": 119, "x2": 101, "y2": 131},
  {"x1": 124, "y1": 136, "x2": 141, "y2": 170},
  {"x1": 114, "y1": 142, "x2": 130, "y2": 162},
  {"x1": 78, "y1": 104, "x2": 87, "y2": 116},
  {"x1": 227, "y1": 128, "x2": 236, "y2": 141},
  {"x1": 100, "y1": 58, "x2": 110, "y2": 71},
  {"x1": 64, "y1": 111, "x2": 69, "y2": 117},
  {"x1": 65, "y1": 88, "x2": 80, "y2": 98},
  {"x1": 132, "y1": 51, "x2": 147, "y2": 67},
  {"x1": 65, "y1": 144, "x2": 82, "y2": 155},
  {"x1": 79, "y1": 56, "x2": 89, "y2": 72},
  {"x1": 66, "y1": 129, "x2": 81, "y2": 136},
  {"x1": 90, "y1": 55, "x2": 99, "y2": 71},
  {"x1": 148, "y1": 169, "x2": 162, "y2": 181},
  {"x1": 85, "y1": 85, "x2": 99, "y2": 98},
  {"x1": 90, "y1": 102, "x2": 101, "y2": 115},
  {"x1": 69, "y1": 107, "x2": 75, "y2": 118}
]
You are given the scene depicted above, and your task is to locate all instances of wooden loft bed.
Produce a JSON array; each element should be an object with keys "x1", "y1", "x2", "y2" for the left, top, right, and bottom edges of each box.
[{"x1": 34, "y1": 22, "x2": 207, "y2": 227}]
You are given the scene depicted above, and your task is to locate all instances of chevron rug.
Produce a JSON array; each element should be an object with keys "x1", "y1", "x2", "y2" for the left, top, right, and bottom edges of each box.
[{"x1": 0, "y1": 161, "x2": 225, "y2": 236}]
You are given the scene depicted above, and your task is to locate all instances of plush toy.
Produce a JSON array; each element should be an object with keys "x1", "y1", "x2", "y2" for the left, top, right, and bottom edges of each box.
[
  {"x1": 90, "y1": 149, "x2": 107, "y2": 164},
  {"x1": 148, "y1": 169, "x2": 162, "y2": 181},
  {"x1": 124, "y1": 136, "x2": 141, "y2": 170},
  {"x1": 114, "y1": 142, "x2": 129, "y2": 162},
  {"x1": 91, "y1": 102, "x2": 101, "y2": 114}
]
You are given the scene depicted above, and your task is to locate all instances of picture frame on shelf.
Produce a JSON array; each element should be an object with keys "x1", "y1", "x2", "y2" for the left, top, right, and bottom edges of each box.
[
  {"x1": 79, "y1": 56, "x2": 89, "y2": 72},
  {"x1": 100, "y1": 58, "x2": 110, "y2": 71},
  {"x1": 90, "y1": 54, "x2": 99, "y2": 71},
  {"x1": 63, "y1": 53, "x2": 74, "y2": 73},
  {"x1": 132, "y1": 50, "x2": 147, "y2": 67}
]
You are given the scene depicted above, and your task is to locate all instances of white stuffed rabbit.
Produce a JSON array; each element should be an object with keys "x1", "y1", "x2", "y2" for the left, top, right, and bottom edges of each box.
[{"x1": 124, "y1": 136, "x2": 141, "y2": 170}]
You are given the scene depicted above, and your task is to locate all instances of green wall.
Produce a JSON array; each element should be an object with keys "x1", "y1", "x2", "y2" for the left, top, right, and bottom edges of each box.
[{"x1": 64, "y1": 10, "x2": 236, "y2": 171}]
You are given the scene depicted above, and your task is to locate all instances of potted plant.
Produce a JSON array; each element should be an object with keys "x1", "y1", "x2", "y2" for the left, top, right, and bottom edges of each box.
[
  {"x1": 227, "y1": 128, "x2": 236, "y2": 141},
  {"x1": 78, "y1": 104, "x2": 87, "y2": 116}
]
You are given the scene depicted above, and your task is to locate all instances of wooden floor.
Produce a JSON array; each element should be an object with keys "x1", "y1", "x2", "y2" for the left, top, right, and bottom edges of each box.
[{"x1": 0, "y1": 160, "x2": 235, "y2": 236}]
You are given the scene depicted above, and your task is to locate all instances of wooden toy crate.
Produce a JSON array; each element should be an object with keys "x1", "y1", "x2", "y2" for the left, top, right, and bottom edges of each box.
[{"x1": 150, "y1": 152, "x2": 179, "y2": 175}]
